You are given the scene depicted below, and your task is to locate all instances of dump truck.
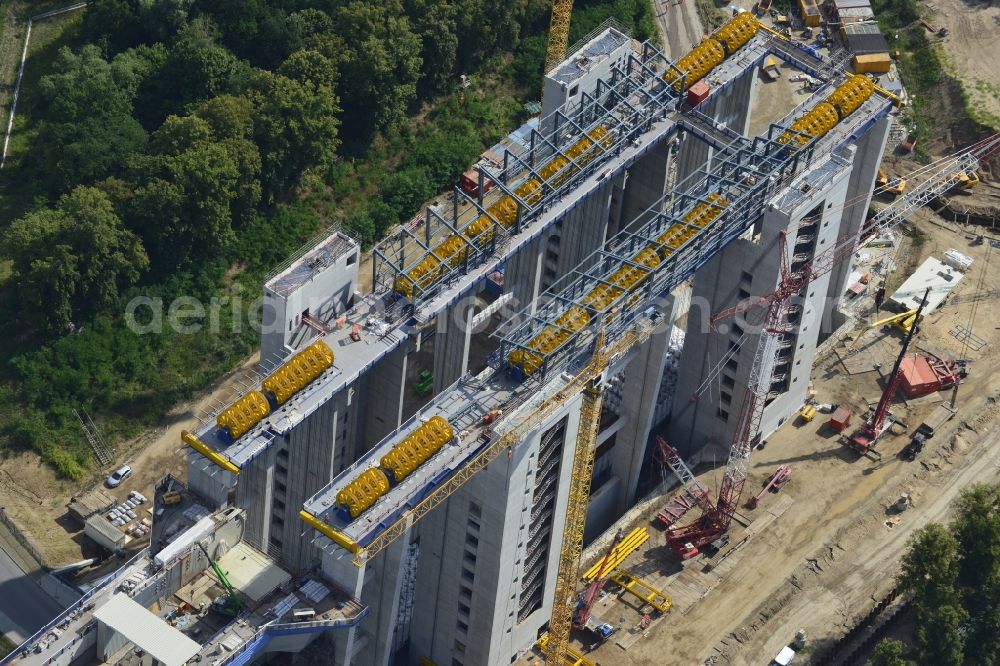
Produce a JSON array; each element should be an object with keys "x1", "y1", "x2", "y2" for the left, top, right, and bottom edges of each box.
[{"x1": 761, "y1": 56, "x2": 781, "y2": 81}]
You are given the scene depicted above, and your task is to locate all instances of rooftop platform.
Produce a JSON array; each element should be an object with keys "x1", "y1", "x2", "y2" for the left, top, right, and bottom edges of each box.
[
  {"x1": 548, "y1": 26, "x2": 631, "y2": 85},
  {"x1": 264, "y1": 228, "x2": 359, "y2": 298}
]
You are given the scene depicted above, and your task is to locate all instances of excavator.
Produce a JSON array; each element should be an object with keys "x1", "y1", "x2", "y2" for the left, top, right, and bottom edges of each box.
[
  {"x1": 952, "y1": 168, "x2": 980, "y2": 190},
  {"x1": 197, "y1": 542, "x2": 244, "y2": 617},
  {"x1": 876, "y1": 168, "x2": 906, "y2": 196}
]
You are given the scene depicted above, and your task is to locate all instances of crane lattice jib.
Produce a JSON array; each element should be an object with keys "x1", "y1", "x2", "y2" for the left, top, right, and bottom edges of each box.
[
  {"x1": 656, "y1": 437, "x2": 713, "y2": 514},
  {"x1": 349, "y1": 327, "x2": 648, "y2": 567},
  {"x1": 543, "y1": 0, "x2": 575, "y2": 77},
  {"x1": 545, "y1": 368, "x2": 605, "y2": 664},
  {"x1": 675, "y1": 135, "x2": 1000, "y2": 552}
]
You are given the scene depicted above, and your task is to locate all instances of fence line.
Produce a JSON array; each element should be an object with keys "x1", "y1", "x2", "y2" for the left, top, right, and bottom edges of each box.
[
  {"x1": 0, "y1": 2, "x2": 88, "y2": 168},
  {"x1": 0, "y1": 506, "x2": 45, "y2": 568}
]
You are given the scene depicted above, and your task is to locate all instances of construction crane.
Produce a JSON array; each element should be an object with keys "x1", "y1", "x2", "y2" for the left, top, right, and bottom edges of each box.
[
  {"x1": 544, "y1": 325, "x2": 609, "y2": 665},
  {"x1": 669, "y1": 135, "x2": 1000, "y2": 558},
  {"x1": 689, "y1": 133, "x2": 1000, "y2": 403},
  {"x1": 197, "y1": 542, "x2": 243, "y2": 617},
  {"x1": 846, "y1": 288, "x2": 929, "y2": 456},
  {"x1": 543, "y1": 0, "x2": 575, "y2": 82},
  {"x1": 572, "y1": 529, "x2": 623, "y2": 645}
]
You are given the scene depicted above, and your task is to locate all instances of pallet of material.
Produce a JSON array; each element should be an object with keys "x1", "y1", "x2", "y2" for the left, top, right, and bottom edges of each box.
[{"x1": 67, "y1": 489, "x2": 117, "y2": 523}]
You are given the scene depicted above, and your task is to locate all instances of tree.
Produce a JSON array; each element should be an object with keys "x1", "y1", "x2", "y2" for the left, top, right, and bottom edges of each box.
[
  {"x1": 31, "y1": 46, "x2": 147, "y2": 194},
  {"x1": 900, "y1": 523, "x2": 960, "y2": 609},
  {"x1": 335, "y1": 0, "x2": 422, "y2": 142},
  {"x1": 251, "y1": 66, "x2": 341, "y2": 201},
  {"x1": 867, "y1": 638, "x2": 911, "y2": 666},
  {"x1": 406, "y1": 0, "x2": 458, "y2": 94},
  {"x1": 915, "y1": 603, "x2": 967, "y2": 666},
  {"x1": 2, "y1": 187, "x2": 148, "y2": 334}
]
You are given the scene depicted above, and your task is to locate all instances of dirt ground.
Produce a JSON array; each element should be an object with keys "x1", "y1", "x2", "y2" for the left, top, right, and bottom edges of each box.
[
  {"x1": 930, "y1": 0, "x2": 1000, "y2": 128},
  {"x1": 0, "y1": 353, "x2": 260, "y2": 566},
  {"x1": 538, "y1": 193, "x2": 1000, "y2": 664}
]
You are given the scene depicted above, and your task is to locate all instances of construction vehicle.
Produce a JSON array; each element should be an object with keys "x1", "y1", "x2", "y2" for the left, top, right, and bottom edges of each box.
[
  {"x1": 573, "y1": 530, "x2": 623, "y2": 648},
  {"x1": 846, "y1": 289, "x2": 929, "y2": 456},
  {"x1": 746, "y1": 465, "x2": 791, "y2": 509},
  {"x1": 952, "y1": 168, "x2": 980, "y2": 190},
  {"x1": 798, "y1": 404, "x2": 817, "y2": 423},
  {"x1": 761, "y1": 56, "x2": 781, "y2": 81},
  {"x1": 197, "y1": 542, "x2": 243, "y2": 617},
  {"x1": 876, "y1": 168, "x2": 907, "y2": 196},
  {"x1": 161, "y1": 490, "x2": 183, "y2": 506}
]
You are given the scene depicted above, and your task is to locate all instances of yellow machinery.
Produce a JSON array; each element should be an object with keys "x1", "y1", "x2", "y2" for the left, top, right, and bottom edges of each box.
[
  {"x1": 873, "y1": 309, "x2": 919, "y2": 336},
  {"x1": 543, "y1": 0, "x2": 575, "y2": 78},
  {"x1": 536, "y1": 633, "x2": 595, "y2": 666},
  {"x1": 663, "y1": 14, "x2": 762, "y2": 92},
  {"x1": 217, "y1": 390, "x2": 271, "y2": 441},
  {"x1": 394, "y1": 127, "x2": 613, "y2": 298},
  {"x1": 607, "y1": 569, "x2": 672, "y2": 613},
  {"x1": 953, "y1": 168, "x2": 980, "y2": 190},
  {"x1": 263, "y1": 340, "x2": 335, "y2": 405},
  {"x1": 581, "y1": 527, "x2": 649, "y2": 581},
  {"x1": 162, "y1": 490, "x2": 183, "y2": 506},
  {"x1": 799, "y1": 404, "x2": 817, "y2": 423},
  {"x1": 876, "y1": 168, "x2": 906, "y2": 196},
  {"x1": 380, "y1": 415, "x2": 454, "y2": 483},
  {"x1": 336, "y1": 468, "x2": 392, "y2": 519},
  {"x1": 778, "y1": 75, "x2": 875, "y2": 148},
  {"x1": 508, "y1": 193, "x2": 729, "y2": 375}
]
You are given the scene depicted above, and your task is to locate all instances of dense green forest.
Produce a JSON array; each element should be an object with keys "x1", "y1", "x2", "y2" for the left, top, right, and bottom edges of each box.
[
  {"x1": 867, "y1": 484, "x2": 1000, "y2": 666},
  {"x1": 0, "y1": 0, "x2": 656, "y2": 478}
]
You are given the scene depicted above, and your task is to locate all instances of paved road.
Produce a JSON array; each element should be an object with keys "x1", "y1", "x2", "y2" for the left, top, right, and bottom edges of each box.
[{"x1": 0, "y1": 548, "x2": 61, "y2": 643}]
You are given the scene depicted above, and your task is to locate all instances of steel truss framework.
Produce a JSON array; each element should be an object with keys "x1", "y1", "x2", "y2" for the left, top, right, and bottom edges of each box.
[{"x1": 370, "y1": 41, "x2": 698, "y2": 305}]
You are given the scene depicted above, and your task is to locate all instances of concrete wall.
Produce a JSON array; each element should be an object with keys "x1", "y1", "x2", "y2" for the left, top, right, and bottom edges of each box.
[
  {"x1": 261, "y1": 243, "x2": 359, "y2": 363},
  {"x1": 406, "y1": 392, "x2": 584, "y2": 666}
]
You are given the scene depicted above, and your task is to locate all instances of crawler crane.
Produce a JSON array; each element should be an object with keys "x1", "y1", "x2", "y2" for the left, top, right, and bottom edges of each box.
[{"x1": 670, "y1": 136, "x2": 1000, "y2": 558}]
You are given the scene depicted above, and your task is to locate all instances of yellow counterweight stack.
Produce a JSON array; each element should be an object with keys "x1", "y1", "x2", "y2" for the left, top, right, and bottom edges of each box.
[
  {"x1": 262, "y1": 340, "x2": 335, "y2": 405},
  {"x1": 394, "y1": 127, "x2": 613, "y2": 298},
  {"x1": 778, "y1": 75, "x2": 875, "y2": 147},
  {"x1": 217, "y1": 390, "x2": 271, "y2": 441},
  {"x1": 380, "y1": 415, "x2": 455, "y2": 484},
  {"x1": 336, "y1": 468, "x2": 392, "y2": 519},
  {"x1": 664, "y1": 14, "x2": 761, "y2": 91}
]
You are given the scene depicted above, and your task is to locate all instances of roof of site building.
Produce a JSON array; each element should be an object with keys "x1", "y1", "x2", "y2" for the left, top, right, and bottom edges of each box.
[
  {"x1": 548, "y1": 28, "x2": 631, "y2": 85},
  {"x1": 264, "y1": 227, "x2": 359, "y2": 298},
  {"x1": 889, "y1": 256, "x2": 964, "y2": 313},
  {"x1": 832, "y1": 0, "x2": 872, "y2": 10},
  {"x1": 842, "y1": 22, "x2": 889, "y2": 55},
  {"x1": 93, "y1": 593, "x2": 202, "y2": 666}
]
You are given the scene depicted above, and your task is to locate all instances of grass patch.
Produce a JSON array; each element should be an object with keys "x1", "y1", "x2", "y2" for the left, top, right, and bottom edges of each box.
[
  {"x1": 694, "y1": 0, "x2": 730, "y2": 32},
  {"x1": 0, "y1": 8, "x2": 83, "y2": 222},
  {"x1": 0, "y1": 634, "x2": 15, "y2": 659}
]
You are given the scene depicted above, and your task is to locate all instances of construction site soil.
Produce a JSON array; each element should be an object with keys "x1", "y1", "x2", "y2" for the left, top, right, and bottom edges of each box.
[{"x1": 545, "y1": 207, "x2": 1000, "y2": 666}]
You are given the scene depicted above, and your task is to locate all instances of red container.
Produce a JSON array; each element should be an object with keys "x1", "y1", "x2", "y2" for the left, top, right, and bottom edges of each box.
[
  {"x1": 687, "y1": 80, "x2": 711, "y2": 106},
  {"x1": 829, "y1": 407, "x2": 852, "y2": 433}
]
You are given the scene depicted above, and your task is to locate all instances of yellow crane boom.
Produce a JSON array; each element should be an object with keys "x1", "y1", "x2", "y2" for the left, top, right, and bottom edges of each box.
[
  {"x1": 544, "y1": 0, "x2": 575, "y2": 78},
  {"x1": 544, "y1": 331, "x2": 606, "y2": 664}
]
